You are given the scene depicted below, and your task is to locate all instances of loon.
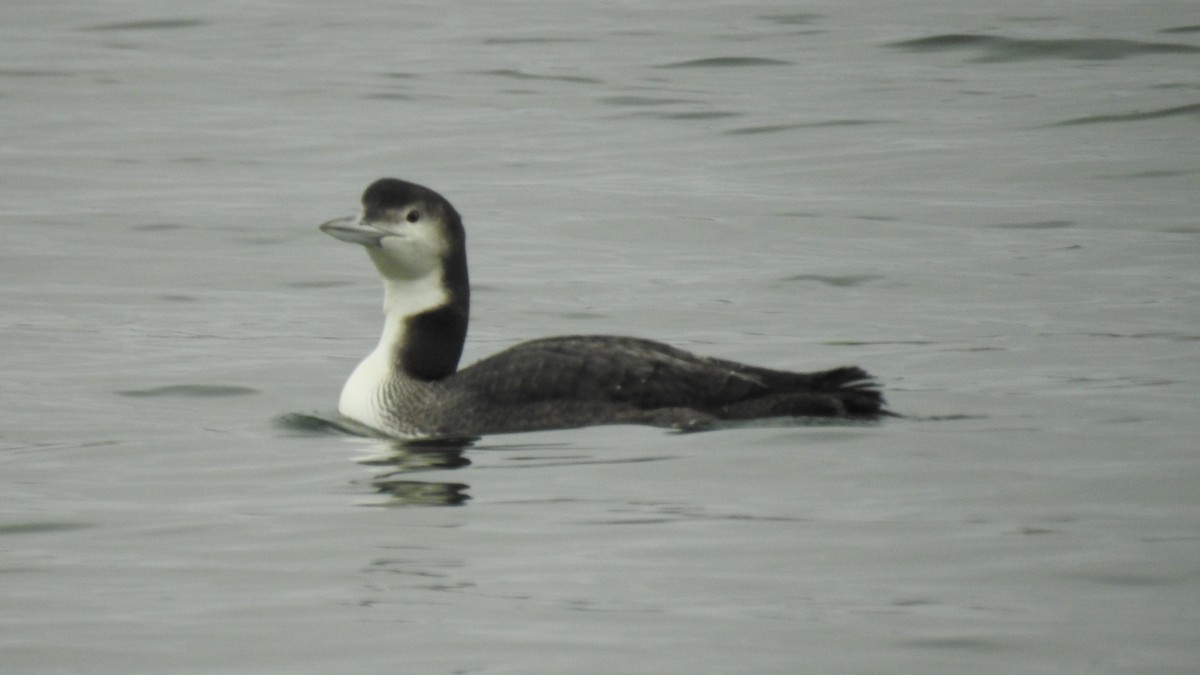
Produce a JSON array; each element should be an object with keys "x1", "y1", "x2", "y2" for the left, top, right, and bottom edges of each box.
[{"x1": 319, "y1": 178, "x2": 885, "y2": 438}]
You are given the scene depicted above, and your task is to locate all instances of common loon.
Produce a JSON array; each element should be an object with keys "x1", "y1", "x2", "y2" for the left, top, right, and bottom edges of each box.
[{"x1": 319, "y1": 178, "x2": 886, "y2": 438}]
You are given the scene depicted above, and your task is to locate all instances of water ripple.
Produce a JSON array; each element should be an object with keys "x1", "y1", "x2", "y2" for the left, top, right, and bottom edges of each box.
[
  {"x1": 0, "y1": 69, "x2": 75, "y2": 78},
  {"x1": 656, "y1": 57, "x2": 792, "y2": 68},
  {"x1": 0, "y1": 522, "x2": 93, "y2": 535},
  {"x1": 1050, "y1": 102, "x2": 1200, "y2": 126},
  {"x1": 80, "y1": 19, "x2": 209, "y2": 32},
  {"x1": 479, "y1": 69, "x2": 602, "y2": 85},
  {"x1": 601, "y1": 95, "x2": 694, "y2": 107},
  {"x1": 725, "y1": 119, "x2": 885, "y2": 135},
  {"x1": 116, "y1": 384, "x2": 258, "y2": 397},
  {"x1": 758, "y1": 13, "x2": 823, "y2": 26},
  {"x1": 888, "y1": 33, "x2": 1200, "y2": 62},
  {"x1": 782, "y1": 274, "x2": 885, "y2": 287},
  {"x1": 989, "y1": 219, "x2": 1076, "y2": 229}
]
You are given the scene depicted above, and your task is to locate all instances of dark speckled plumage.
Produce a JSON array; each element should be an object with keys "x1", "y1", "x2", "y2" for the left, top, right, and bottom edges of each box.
[{"x1": 321, "y1": 178, "x2": 888, "y2": 439}]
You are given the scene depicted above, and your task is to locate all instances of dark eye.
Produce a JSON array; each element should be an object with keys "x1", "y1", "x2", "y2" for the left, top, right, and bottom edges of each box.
[{"x1": 406, "y1": 210, "x2": 421, "y2": 223}]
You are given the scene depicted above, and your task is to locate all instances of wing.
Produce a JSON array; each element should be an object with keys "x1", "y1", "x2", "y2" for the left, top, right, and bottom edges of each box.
[{"x1": 447, "y1": 335, "x2": 877, "y2": 414}]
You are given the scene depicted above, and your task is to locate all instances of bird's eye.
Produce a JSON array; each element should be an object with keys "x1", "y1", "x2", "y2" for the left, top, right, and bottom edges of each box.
[{"x1": 406, "y1": 210, "x2": 421, "y2": 223}]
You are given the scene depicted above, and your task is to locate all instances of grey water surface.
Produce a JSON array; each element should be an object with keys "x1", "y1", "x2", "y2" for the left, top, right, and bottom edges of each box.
[{"x1": 3, "y1": 2, "x2": 1198, "y2": 673}]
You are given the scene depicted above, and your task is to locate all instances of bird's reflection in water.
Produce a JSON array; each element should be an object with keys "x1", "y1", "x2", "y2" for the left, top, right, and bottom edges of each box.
[
  {"x1": 274, "y1": 413, "x2": 478, "y2": 506},
  {"x1": 356, "y1": 436, "x2": 476, "y2": 506}
]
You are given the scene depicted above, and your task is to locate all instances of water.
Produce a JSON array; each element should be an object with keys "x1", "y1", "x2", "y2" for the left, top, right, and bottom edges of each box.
[{"x1": 3, "y1": 1, "x2": 1198, "y2": 673}]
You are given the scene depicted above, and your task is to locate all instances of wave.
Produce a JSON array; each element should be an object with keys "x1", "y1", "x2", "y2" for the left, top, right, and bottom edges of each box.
[{"x1": 888, "y1": 34, "x2": 1200, "y2": 62}]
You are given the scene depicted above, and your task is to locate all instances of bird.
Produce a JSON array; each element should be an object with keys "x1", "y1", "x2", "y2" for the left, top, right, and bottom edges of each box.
[{"x1": 318, "y1": 177, "x2": 886, "y2": 438}]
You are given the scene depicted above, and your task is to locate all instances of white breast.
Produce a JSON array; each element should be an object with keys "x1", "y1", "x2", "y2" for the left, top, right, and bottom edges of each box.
[{"x1": 337, "y1": 272, "x2": 448, "y2": 430}]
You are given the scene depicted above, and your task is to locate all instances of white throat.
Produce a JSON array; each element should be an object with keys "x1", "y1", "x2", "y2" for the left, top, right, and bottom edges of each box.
[{"x1": 337, "y1": 271, "x2": 448, "y2": 427}]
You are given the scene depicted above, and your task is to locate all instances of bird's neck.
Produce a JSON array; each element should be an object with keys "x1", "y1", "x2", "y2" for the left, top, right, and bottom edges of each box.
[{"x1": 337, "y1": 272, "x2": 469, "y2": 425}]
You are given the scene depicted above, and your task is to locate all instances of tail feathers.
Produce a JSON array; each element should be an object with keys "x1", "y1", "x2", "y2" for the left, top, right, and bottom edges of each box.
[
  {"x1": 718, "y1": 365, "x2": 886, "y2": 419},
  {"x1": 803, "y1": 366, "x2": 877, "y2": 392}
]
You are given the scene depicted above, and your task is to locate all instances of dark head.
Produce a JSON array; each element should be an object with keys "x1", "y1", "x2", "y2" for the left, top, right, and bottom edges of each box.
[
  {"x1": 320, "y1": 178, "x2": 467, "y2": 291},
  {"x1": 320, "y1": 178, "x2": 470, "y2": 379}
]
